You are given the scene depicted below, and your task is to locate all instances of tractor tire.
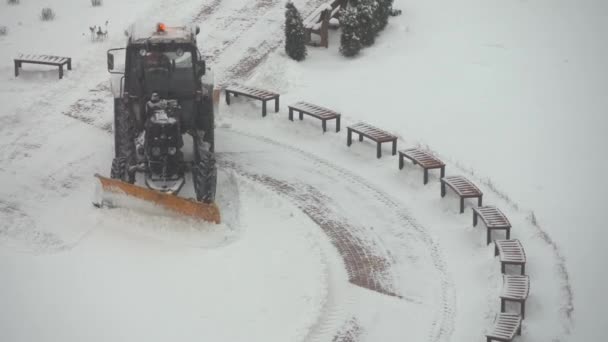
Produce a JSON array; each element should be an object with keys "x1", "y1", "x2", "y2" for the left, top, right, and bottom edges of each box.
[
  {"x1": 196, "y1": 84, "x2": 215, "y2": 152},
  {"x1": 192, "y1": 131, "x2": 217, "y2": 203},
  {"x1": 112, "y1": 99, "x2": 136, "y2": 183}
]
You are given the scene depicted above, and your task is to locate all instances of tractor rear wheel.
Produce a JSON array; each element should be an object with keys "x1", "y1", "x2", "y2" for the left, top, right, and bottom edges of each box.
[
  {"x1": 111, "y1": 99, "x2": 136, "y2": 184},
  {"x1": 192, "y1": 130, "x2": 217, "y2": 202}
]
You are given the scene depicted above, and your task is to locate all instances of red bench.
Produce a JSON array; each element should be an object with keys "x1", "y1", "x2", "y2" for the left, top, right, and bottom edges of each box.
[
  {"x1": 485, "y1": 312, "x2": 522, "y2": 342},
  {"x1": 399, "y1": 148, "x2": 445, "y2": 184},
  {"x1": 500, "y1": 275, "x2": 530, "y2": 319},
  {"x1": 440, "y1": 176, "x2": 483, "y2": 213},
  {"x1": 472, "y1": 206, "x2": 512, "y2": 245},
  {"x1": 288, "y1": 101, "x2": 341, "y2": 132},
  {"x1": 347, "y1": 122, "x2": 397, "y2": 159},
  {"x1": 14, "y1": 54, "x2": 72, "y2": 79},
  {"x1": 224, "y1": 85, "x2": 279, "y2": 117},
  {"x1": 494, "y1": 239, "x2": 526, "y2": 275}
]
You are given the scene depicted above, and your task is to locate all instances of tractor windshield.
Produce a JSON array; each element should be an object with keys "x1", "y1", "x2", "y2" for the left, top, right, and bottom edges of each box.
[{"x1": 133, "y1": 49, "x2": 195, "y2": 99}]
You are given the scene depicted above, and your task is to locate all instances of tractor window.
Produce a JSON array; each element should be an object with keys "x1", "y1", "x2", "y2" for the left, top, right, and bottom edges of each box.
[{"x1": 139, "y1": 51, "x2": 195, "y2": 99}]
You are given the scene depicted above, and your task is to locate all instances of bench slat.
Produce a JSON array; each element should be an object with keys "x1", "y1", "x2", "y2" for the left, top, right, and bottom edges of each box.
[
  {"x1": 441, "y1": 176, "x2": 482, "y2": 197},
  {"x1": 486, "y1": 313, "x2": 522, "y2": 341},
  {"x1": 473, "y1": 206, "x2": 511, "y2": 228},
  {"x1": 501, "y1": 275, "x2": 529, "y2": 300},
  {"x1": 289, "y1": 101, "x2": 340, "y2": 119},
  {"x1": 496, "y1": 239, "x2": 526, "y2": 263},
  {"x1": 225, "y1": 84, "x2": 278, "y2": 100}
]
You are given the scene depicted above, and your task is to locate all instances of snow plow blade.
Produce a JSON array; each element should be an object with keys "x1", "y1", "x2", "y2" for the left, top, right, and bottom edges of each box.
[{"x1": 94, "y1": 174, "x2": 221, "y2": 224}]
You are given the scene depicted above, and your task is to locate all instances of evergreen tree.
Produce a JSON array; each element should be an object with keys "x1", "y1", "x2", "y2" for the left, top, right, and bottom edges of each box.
[
  {"x1": 284, "y1": 1, "x2": 307, "y2": 61},
  {"x1": 355, "y1": 0, "x2": 377, "y2": 47},
  {"x1": 374, "y1": 0, "x2": 393, "y2": 32},
  {"x1": 339, "y1": 7, "x2": 362, "y2": 57}
]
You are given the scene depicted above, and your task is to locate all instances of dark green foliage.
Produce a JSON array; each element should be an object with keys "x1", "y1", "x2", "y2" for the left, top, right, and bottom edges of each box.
[
  {"x1": 284, "y1": 1, "x2": 307, "y2": 61},
  {"x1": 339, "y1": 7, "x2": 361, "y2": 57},
  {"x1": 40, "y1": 8, "x2": 55, "y2": 21},
  {"x1": 374, "y1": 0, "x2": 393, "y2": 32},
  {"x1": 355, "y1": 0, "x2": 377, "y2": 46}
]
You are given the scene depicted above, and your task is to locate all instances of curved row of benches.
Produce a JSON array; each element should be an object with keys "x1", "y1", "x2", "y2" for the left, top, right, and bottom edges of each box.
[{"x1": 223, "y1": 84, "x2": 531, "y2": 341}]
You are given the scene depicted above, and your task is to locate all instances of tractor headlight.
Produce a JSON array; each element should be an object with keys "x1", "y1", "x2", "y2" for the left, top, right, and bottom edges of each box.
[
  {"x1": 168, "y1": 147, "x2": 177, "y2": 155},
  {"x1": 151, "y1": 147, "x2": 161, "y2": 156}
]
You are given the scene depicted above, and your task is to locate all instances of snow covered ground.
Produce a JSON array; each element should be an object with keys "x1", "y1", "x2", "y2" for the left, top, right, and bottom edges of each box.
[{"x1": 1, "y1": 0, "x2": 606, "y2": 341}]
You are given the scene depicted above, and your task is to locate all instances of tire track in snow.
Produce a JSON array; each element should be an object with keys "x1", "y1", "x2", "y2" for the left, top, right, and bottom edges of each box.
[
  {"x1": 221, "y1": 129, "x2": 456, "y2": 342},
  {"x1": 220, "y1": 158, "x2": 401, "y2": 298}
]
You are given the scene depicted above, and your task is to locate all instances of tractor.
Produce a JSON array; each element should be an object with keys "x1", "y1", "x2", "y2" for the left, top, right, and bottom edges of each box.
[{"x1": 96, "y1": 23, "x2": 220, "y2": 223}]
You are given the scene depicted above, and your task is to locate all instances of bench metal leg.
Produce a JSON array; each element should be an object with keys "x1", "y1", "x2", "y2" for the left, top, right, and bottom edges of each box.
[
  {"x1": 67, "y1": 58, "x2": 72, "y2": 70},
  {"x1": 226, "y1": 92, "x2": 231, "y2": 105},
  {"x1": 478, "y1": 195, "x2": 483, "y2": 207},
  {"x1": 441, "y1": 182, "x2": 446, "y2": 197},
  {"x1": 440, "y1": 166, "x2": 445, "y2": 178},
  {"x1": 262, "y1": 100, "x2": 267, "y2": 117},
  {"x1": 59, "y1": 65, "x2": 63, "y2": 79},
  {"x1": 494, "y1": 243, "x2": 499, "y2": 256},
  {"x1": 521, "y1": 300, "x2": 526, "y2": 319},
  {"x1": 520, "y1": 264, "x2": 525, "y2": 275},
  {"x1": 322, "y1": 120, "x2": 327, "y2": 133},
  {"x1": 487, "y1": 228, "x2": 491, "y2": 245},
  {"x1": 14, "y1": 61, "x2": 19, "y2": 77},
  {"x1": 335, "y1": 116, "x2": 340, "y2": 132},
  {"x1": 288, "y1": 108, "x2": 293, "y2": 121},
  {"x1": 501, "y1": 262, "x2": 505, "y2": 274},
  {"x1": 377, "y1": 142, "x2": 382, "y2": 159},
  {"x1": 399, "y1": 154, "x2": 404, "y2": 170},
  {"x1": 473, "y1": 211, "x2": 478, "y2": 226},
  {"x1": 506, "y1": 227, "x2": 511, "y2": 240},
  {"x1": 347, "y1": 129, "x2": 352, "y2": 146},
  {"x1": 392, "y1": 140, "x2": 397, "y2": 155},
  {"x1": 423, "y1": 169, "x2": 429, "y2": 184},
  {"x1": 500, "y1": 298, "x2": 505, "y2": 312},
  {"x1": 299, "y1": 111, "x2": 303, "y2": 120},
  {"x1": 358, "y1": 134, "x2": 363, "y2": 142},
  {"x1": 460, "y1": 197, "x2": 464, "y2": 213},
  {"x1": 275, "y1": 97, "x2": 279, "y2": 112}
]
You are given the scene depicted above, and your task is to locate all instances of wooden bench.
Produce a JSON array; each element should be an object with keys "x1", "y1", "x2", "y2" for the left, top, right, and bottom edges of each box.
[
  {"x1": 440, "y1": 175, "x2": 483, "y2": 213},
  {"x1": 494, "y1": 239, "x2": 526, "y2": 275},
  {"x1": 224, "y1": 85, "x2": 279, "y2": 117},
  {"x1": 485, "y1": 312, "x2": 522, "y2": 342},
  {"x1": 288, "y1": 101, "x2": 341, "y2": 132},
  {"x1": 303, "y1": 0, "x2": 347, "y2": 48},
  {"x1": 399, "y1": 148, "x2": 445, "y2": 184},
  {"x1": 501, "y1": 275, "x2": 530, "y2": 319},
  {"x1": 473, "y1": 206, "x2": 512, "y2": 245},
  {"x1": 14, "y1": 54, "x2": 72, "y2": 79},
  {"x1": 347, "y1": 122, "x2": 397, "y2": 159}
]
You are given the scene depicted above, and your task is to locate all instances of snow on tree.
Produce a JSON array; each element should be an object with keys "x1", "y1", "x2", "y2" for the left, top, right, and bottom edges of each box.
[
  {"x1": 355, "y1": 0, "x2": 378, "y2": 47},
  {"x1": 374, "y1": 0, "x2": 393, "y2": 32},
  {"x1": 339, "y1": 6, "x2": 362, "y2": 57},
  {"x1": 284, "y1": 1, "x2": 307, "y2": 61}
]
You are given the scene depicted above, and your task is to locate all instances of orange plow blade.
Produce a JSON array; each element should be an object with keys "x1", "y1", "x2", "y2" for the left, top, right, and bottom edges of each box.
[{"x1": 94, "y1": 174, "x2": 221, "y2": 224}]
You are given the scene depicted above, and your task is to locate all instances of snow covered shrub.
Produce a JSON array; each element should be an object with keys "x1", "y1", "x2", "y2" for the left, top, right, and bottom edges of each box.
[
  {"x1": 374, "y1": 0, "x2": 393, "y2": 32},
  {"x1": 7, "y1": 0, "x2": 19, "y2": 5},
  {"x1": 40, "y1": 8, "x2": 56, "y2": 21},
  {"x1": 284, "y1": 1, "x2": 307, "y2": 61},
  {"x1": 390, "y1": 8, "x2": 402, "y2": 16},
  {"x1": 355, "y1": 0, "x2": 377, "y2": 47},
  {"x1": 91, "y1": 0, "x2": 102, "y2": 7},
  {"x1": 339, "y1": 7, "x2": 361, "y2": 57},
  {"x1": 0, "y1": 26, "x2": 7, "y2": 36}
]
